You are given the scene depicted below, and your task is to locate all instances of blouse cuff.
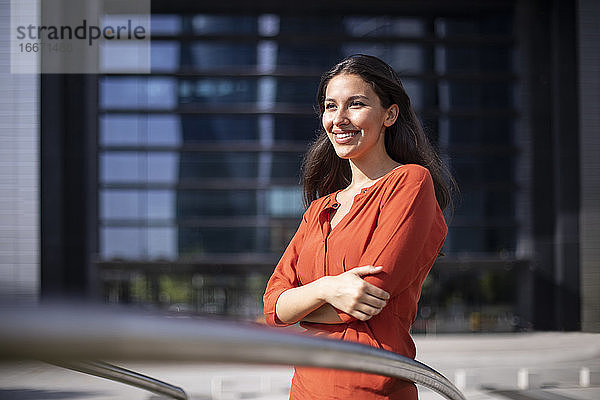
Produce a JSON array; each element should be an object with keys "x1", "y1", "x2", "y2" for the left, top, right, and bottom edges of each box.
[{"x1": 264, "y1": 288, "x2": 295, "y2": 327}]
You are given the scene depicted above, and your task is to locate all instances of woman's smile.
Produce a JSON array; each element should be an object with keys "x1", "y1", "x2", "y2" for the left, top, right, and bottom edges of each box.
[{"x1": 332, "y1": 129, "x2": 359, "y2": 144}]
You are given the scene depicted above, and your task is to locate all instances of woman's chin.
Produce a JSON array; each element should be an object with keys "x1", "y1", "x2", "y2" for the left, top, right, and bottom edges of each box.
[
  {"x1": 334, "y1": 152, "x2": 353, "y2": 160},
  {"x1": 333, "y1": 146, "x2": 356, "y2": 160}
]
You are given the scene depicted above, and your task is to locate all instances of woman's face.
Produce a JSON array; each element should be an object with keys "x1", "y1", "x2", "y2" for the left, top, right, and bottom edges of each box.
[{"x1": 322, "y1": 73, "x2": 398, "y2": 162}]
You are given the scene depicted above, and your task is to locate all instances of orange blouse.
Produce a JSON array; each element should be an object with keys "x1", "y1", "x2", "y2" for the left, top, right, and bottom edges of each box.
[{"x1": 263, "y1": 164, "x2": 447, "y2": 400}]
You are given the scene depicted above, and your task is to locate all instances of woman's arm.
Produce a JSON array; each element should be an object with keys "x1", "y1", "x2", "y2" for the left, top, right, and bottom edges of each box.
[
  {"x1": 275, "y1": 266, "x2": 389, "y2": 324},
  {"x1": 332, "y1": 166, "x2": 447, "y2": 324}
]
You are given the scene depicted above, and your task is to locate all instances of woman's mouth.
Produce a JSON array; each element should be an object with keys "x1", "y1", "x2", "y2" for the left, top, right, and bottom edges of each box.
[{"x1": 333, "y1": 130, "x2": 359, "y2": 144}]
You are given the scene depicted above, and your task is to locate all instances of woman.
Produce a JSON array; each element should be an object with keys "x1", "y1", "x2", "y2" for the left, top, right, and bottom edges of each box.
[{"x1": 263, "y1": 54, "x2": 454, "y2": 400}]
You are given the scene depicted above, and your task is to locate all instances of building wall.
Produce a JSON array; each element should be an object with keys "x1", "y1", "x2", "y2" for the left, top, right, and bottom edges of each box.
[
  {"x1": 578, "y1": 0, "x2": 600, "y2": 333},
  {"x1": 0, "y1": 0, "x2": 40, "y2": 301}
]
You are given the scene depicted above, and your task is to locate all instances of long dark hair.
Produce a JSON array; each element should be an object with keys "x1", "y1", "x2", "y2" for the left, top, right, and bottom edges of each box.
[{"x1": 302, "y1": 54, "x2": 456, "y2": 211}]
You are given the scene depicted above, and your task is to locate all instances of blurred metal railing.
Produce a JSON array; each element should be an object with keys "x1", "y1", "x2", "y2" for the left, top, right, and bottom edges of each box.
[
  {"x1": 48, "y1": 360, "x2": 188, "y2": 400},
  {"x1": 0, "y1": 304, "x2": 465, "y2": 400}
]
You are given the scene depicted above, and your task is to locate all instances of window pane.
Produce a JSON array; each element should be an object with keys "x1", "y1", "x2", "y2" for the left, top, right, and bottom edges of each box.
[
  {"x1": 452, "y1": 154, "x2": 514, "y2": 183},
  {"x1": 455, "y1": 189, "x2": 485, "y2": 218},
  {"x1": 148, "y1": 115, "x2": 181, "y2": 145},
  {"x1": 151, "y1": 15, "x2": 182, "y2": 35},
  {"x1": 271, "y1": 153, "x2": 303, "y2": 179},
  {"x1": 100, "y1": 115, "x2": 143, "y2": 146},
  {"x1": 402, "y1": 79, "x2": 436, "y2": 110},
  {"x1": 445, "y1": 227, "x2": 516, "y2": 254},
  {"x1": 151, "y1": 41, "x2": 180, "y2": 72},
  {"x1": 148, "y1": 190, "x2": 176, "y2": 219},
  {"x1": 454, "y1": 189, "x2": 515, "y2": 218},
  {"x1": 439, "y1": 46, "x2": 513, "y2": 73},
  {"x1": 343, "y1": 17, "x2": 426, "y2": 37},
  {"x1": 270, "y1": 224, "x2": 301, "y2": 254},
  {"x1": 148, "y1": 227, "x2": 177, "y2": 259},
  {"x1": 179, "y1": 152, "x2": 258, "y2": 179},
  {"x1": 341, "y1": 43, "x2": 427, "y2": 74},
  {"x1": 439, "y1": 82, "x2": 513, "y2": 109},
  {"x1": 177, "y1": 190, "x2": 257, "y2": 217},
  {"x1": 100, "y1": 190, "x2": 142, "y2": 219},
  {"x1": 148, "y1": 153, "x2": 179, "y2": 184},
  {"x1": 437, "y1": 16, "x2": 513, "y2": 36},
  {"x1": 279, "y1": 16, "x2": 343, "y2": 35},
  {"x1": 100, "y1": 41, "x2": 151, "y2": 73},
  {"x1": 277, "y1": 43, "x2": 342, "y2": 69},
  {"x1": 100, "y1": 152, "x2": 142, "y2": 183},
  {"x1": 101, "y1": 227, "x2": 143, "y2": 258},
  {"x1": 100, "y1": 115, "x2": 181, "y2": 146},
  {"x1": 185, "y1": 42, "x2": 257, "y2": 69},
  {"x1": 446, "y1": 117, "x2": 513, "y2": 145},
  {"x1": 274, "y1": 116, "x2": 320, "y2": 142},
  {"x1": 267, "y1": 187, "x2": 303, "y2": 217},
  {"x1": 100, "y1": 152, "x2": 180, "y2": 183},
  {"x1": 191, "y1": 15, "x2": 257, "y2": 35},
  {"x1": 480, "y1": 46, "x2": 513, "y2": 71},
  {"x1": 178, "y1": 78, "x2": 257, "y2": 104},
  {"x1": 100, "y1": 190, "x2": 175, "y2": 221},
  {"x1": 101, "y1": 227, "x2": 177, "y2": 259},
  {"x1": 275, "y1": 77, "x2": 319, "y2": 103},
  {"x1": 180, "y1": 115, "x2": 259, "y2": 141},
  {"x1": 179, "y1": 227, "x2": 269, "y2": 254},
  {"x1": 100, "y1": 77, "x2": 177, "y2": 110}
]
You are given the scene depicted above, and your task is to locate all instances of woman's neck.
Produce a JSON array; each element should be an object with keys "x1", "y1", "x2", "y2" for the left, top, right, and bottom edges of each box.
[{"x1": 348, "y1": 156, "x2": 402, "y2": 188}]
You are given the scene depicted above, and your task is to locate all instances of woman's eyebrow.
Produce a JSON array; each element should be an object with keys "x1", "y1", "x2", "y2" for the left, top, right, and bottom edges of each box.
[
  {"x1": 324, "y1": 95, "x2": 369, "y2": 102},
  {"x1": 348, "y1": 95, "x2": 369, "y2": 100}
]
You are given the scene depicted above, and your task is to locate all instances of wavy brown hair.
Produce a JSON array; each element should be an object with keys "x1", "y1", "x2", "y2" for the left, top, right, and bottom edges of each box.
[{"x1": 302, "y1": 54, "x2": 456, "y2": 211}]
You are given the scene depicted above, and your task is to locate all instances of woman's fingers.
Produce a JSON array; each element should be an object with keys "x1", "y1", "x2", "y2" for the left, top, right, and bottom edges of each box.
[
  {"x1": 349, "y1": 301, "x2": 385, "y2": 321},
  {"x1": 354, "y1": 292, "x2": 387, "y2": 318},
  {"x1": 350, "y1": 310, "x2": 373, "y2": 321},
  {"x1": 349, "y1": 266, "x2": 390, "y2": 300},
  {"x1": 322, "y1": 267, "x2": 391, "y2": 319},
  {"x1": 355, "y1": 300, "x2": 385, "y2": 316},
  {"x1": 362, "y1": 292, "x2": 388, "y2": 310},
  {"x1": 363, "y1": 281, "x2": 390, "y2": 301}
]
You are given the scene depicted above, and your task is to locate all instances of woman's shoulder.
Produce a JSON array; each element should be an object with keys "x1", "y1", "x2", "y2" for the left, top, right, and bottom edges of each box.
[
  {"x1": 386, "y1": 163, "x2": 432, "y2": 186},
  {"x1": 380, "y1": 164, "x2": 439, "y2": 211}
]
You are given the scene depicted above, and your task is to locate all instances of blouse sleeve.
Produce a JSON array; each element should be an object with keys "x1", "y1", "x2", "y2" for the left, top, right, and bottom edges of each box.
[
  {"x1": 337, "y1": 166, "x2": 446, "y2": 323},
  {"x1": 263, "y1": 212, "x2": 308, "y2": 327}
]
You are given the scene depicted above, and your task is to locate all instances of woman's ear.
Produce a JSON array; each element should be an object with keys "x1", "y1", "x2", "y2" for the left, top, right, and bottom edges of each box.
[{"x1": 384, "y1": 104, "x2": 399, "y2": 127}]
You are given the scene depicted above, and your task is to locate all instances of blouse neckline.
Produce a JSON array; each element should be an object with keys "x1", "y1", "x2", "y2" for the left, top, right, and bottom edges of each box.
[{"x1": 330, "y1": 164, "x2": 405, "y2": 207}]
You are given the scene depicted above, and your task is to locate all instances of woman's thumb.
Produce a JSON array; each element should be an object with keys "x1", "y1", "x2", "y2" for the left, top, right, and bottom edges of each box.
[{"x1": 351, "y1": 265, "x2": 383, "y2": 276}]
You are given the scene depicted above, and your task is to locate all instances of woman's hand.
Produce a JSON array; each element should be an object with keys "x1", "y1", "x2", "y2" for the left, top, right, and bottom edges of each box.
[
  {"x1": 320, "y1": 266, "x2": 390, "y2": 321},
  {"x1": 275, "y1": 265, "x2": 390, "y2": 325}
]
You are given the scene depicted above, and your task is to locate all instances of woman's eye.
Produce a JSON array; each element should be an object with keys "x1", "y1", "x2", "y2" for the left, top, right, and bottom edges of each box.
[
  {"x1": 325, "y1": 103, "x2": 336, "y2": 110},
  {"x1": 350, "y1": 101, "x2": 365, "y2": 107}
]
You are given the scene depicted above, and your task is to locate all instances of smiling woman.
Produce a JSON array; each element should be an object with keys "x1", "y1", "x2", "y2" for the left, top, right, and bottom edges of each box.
[
  {"x1": 263, "y1": 55, "x2": 456, "y2": 400},
  {"x1": 323, "y1": 74, "x2": 398, "y2": 163}
]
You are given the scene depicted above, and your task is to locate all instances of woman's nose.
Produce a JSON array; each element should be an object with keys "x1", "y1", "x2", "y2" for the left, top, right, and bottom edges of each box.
[{"x1": 333, "y1": 108, "x2": 349, "y2": 125}]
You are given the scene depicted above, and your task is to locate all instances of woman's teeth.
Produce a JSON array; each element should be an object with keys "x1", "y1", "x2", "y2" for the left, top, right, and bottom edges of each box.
[{"x1": 335, "y1": 131, "x2": 357, "y2": 139}]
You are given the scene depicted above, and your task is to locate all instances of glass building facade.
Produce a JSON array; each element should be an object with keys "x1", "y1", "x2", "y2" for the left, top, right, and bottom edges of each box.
[{"x1": 94, "y1": 9, "x2": 523, "y2": 330}]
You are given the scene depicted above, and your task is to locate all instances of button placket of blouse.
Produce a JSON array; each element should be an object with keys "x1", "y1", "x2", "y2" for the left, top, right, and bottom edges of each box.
[{"x1": 324, "y1": 203, "x2": 339, "y2": 275}]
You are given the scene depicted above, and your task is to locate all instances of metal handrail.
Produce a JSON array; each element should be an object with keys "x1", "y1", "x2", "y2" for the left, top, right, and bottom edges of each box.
[
  {"x1": 47, "y1": 360, "x2": 188, "y2": 400},
  {"x1": 0, "y1": 304, "x2": 465, "y2": 400}
]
